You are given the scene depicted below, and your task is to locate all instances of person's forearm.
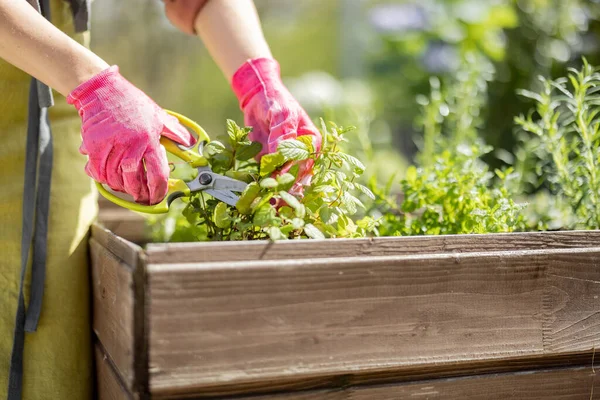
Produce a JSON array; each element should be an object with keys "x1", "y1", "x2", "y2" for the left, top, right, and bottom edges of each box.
[
  {"x1": 193, "y1": 0, "x2": 272, "y2": 81},
  {"x1": 0, "y1": 0, "x2": 108, "y2": 96}
]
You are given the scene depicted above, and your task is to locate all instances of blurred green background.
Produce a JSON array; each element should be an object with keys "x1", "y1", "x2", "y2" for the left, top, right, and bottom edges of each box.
[{"x1": 90, "y1": 0, "x2": 600, "y2": 185}]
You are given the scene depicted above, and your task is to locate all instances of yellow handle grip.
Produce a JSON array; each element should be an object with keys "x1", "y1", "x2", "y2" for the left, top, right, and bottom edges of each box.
[
  {"x1": 164, "y1": 110, "x2": 210, "y2": 168},
  {"x1": 96, "y1": 179, "x2": 190, "y2": 214},
  {"x1": 95, "y1": 110, "x2": 208, "y2": 213}
]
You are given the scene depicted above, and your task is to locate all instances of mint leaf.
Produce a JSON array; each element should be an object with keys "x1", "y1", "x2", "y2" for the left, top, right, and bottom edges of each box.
[
  {"x1": 260, "y1": 153, "x2": 285, "y2": 177},
  {"x1": 268, "y1": 226, "x2": 287, "y2": 241},
  {"x1": 226, "y1": 119, "x2": 238, "y2": 146},
  {"x1": 279, "y1": 191, "x2": 305, "y2": 218},
  {"x1": 278, "y1": 140, "x2": 310, "y2": 161},
  {"x1": 236, "y1": 182, "x2": 260, "y2": 215},
  {"x1": 253, "y1": 204, "x2": 277, "y2": 227},
  {"x1": 260, "y1": 178, "x2": 279, "y2": 189},
  {"x1": 338, "y1": 153, "x2": 365, "y2": 173},
  {"x1": 235, "y1": 141, "x2": 262, "y2": 161},
  {"x1": 304, "y1": 223, "x2": 325, "y2": 239},
  {"x1": 355, "y1": 183, "x2": 375, "y2": 200},
  {"x1": 296, "y1": 135, "x2": 315, "y2": 153},
  {"x1": 213, "y1": 202, "x2": 231, "y2": 229},
  {"x1": 277, "y1": 173, "x2": 296, "y2": 186}
]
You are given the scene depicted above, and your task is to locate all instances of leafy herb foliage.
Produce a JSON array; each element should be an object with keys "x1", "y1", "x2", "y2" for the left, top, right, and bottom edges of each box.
[
  {"x1": 149, "y1": 120, "x2": 376, "y2": 242},
  {"x1": 371, "y1": 55, "x2": 526, "y2": 235},
  {"x1": 515, "y1": 59, "x2": 600, "y2": 229}
]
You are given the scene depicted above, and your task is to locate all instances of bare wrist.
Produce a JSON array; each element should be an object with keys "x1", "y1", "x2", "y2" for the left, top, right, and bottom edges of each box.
[{"x1": 62, "y1": 55, "x2": 110, "y2": 96}]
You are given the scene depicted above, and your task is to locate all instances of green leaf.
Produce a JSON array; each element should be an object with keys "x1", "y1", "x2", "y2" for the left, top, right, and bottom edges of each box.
[
  {"x1": 225, "y1": 170, "x2": 255, "y2": 183},
  {"x1": 260, "y1": 153, "x2": 285, "y2": 177},
  {"x1": 276, "y1": 173, "x2": 295, "y2": 186},
  {"x1": 290, "y1": 218, "x2": 305, "y2": 230},
  {"x1": 253, "y1": 204, "x2": 277, "y2": 227},
  {"x1": 338, "y1": 152, "x2": 365, "y2": 173},
  {"x1": 319, "y1": 206, "x2": 335, "y2": 224},
  {"x1": 355, "y1": 183, "x2": 375, "y2": 200},
  {"x1": 342, "y1": 192, "x2": 360, "y2": 214},
  {"x1": 357, "y1": 217, "x2": 377, "y2": 231},
  {"x1": 226, "y1": 119, "x2": 238, "y2": 145},
  {"x1": 204, "y1": 141, "x2": 226, "y2": 158},
  {"x1": 304, "y1": 223, "x2": 325, "y2": 239},
  {"x1": 213, "y1": 202, "x2": 231, "y2": 229},
  {"x1": 278, "y1": 206, "x2": 295, "y2": 220},
  {"x1": 260, "y1": 178, "x2": 279, "y2": 189},
  {"x1": 288, "y1": 164, "x2": 300, "y2": 178},
  {"x1": 278, "y1": 140, "x2": 310, "y2": 161},
  {"x1": 182, "y1": 203, "x2": 198, "y2": 225},
  {"x1": 405, "y1": 165, "x2": 418, "y2": 183},
  {"x1": 235, "y1": 141, "x2": 262, "y2": 161},
  {"x1": 279, "y1": 191, "x2": 305, "y2": 218},
  {"x1": 236, "y1": 182, "x2": 260, "y2": 215},
  {"x1": 207, "y1": 150, "x2": 234, "y2": 174},
  {"x1": 313, "y1": 185, "x2": 337, "y2": 194},
  {"x1": 268, "y1": 226, "x2": 287, "y2": 241},
  {"x1": 296, "y1": 135, "x2": 315, "y2": 153},
  {"x1": 280, "y1": 224, "x2": 296, "y2": 235}
]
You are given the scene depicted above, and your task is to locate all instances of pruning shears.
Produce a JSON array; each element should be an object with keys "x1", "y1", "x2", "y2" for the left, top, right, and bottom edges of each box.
[{"x1": 95, "y1": 111, "x2": 248, "y2": 214}]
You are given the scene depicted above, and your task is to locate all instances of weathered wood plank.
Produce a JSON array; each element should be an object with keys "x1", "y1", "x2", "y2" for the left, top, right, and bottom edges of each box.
[
  {"x1": 149, "y1": 353, "x2": 596, "y2": 399},
  {"x1": 90, "y1": 225, "x2": 150, "y2": 397},
  {"x1": 146, "y1": 230, "x2": 600, "y2": 264},
  {"x1": 146, "y1": 247, "x2": 600, "y2": 397},
  {"x1": 243, "y1": 366, "x2": 599, "y2": 400},
  {"x1": 544, "y1": 251, "x2": 600, "y2": 353},
  {"x1": 92, "y1": 224, "x2": 142, "y2": 267},
  {"x1": 95, "y1": 344, "x2": 132, "y2": 400},
  {"x1": 90, "y1": 238, "x2": 136, "y2": 391}
]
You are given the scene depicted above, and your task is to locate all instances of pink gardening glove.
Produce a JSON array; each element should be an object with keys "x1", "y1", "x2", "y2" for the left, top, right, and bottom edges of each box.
[
  {"x1": 67, "y1": 66, "x2": 195, "y2": 205},
  {"x1": 232, "y1": 58, "x2": 321, "y2": 195}
]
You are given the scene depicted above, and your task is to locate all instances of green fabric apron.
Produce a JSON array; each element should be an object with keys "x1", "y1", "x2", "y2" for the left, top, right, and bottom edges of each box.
[{"x1": 0, "y1": 1, "x2": 97, "y2": 398}]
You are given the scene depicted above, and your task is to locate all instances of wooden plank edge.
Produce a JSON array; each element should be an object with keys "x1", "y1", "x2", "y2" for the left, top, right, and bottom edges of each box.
[
  {"x1": 90, "y1": 225, "x2": 150, "y2": 398},
  {"x1": 145, "y1": 230, "x2": 600, "y2": 264},
  {"x1": 151, "y1": 351, "x2": 598, "y2": 399},
  {"x1": 95, "y1": 341, "x2": 133, "y2": 400},
  {"x1": 133, "y1": 248, "x2": 150, "y2": 399},
  {"x1": 92, "y1": 223, "x2": 143, "y2": 267},
  {"x1": 146, "y1": 245, "x2": 600, "y2": 273},
  {"x1": 89, "y1": 238, "x2": 135, "y2": 391},
  {"x1": 234, "y1": 365, "x2": 600, "y2": 400}
]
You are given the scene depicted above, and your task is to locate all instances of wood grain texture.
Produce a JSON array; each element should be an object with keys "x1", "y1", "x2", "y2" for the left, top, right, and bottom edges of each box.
[
  {"x1": 92, "y1": 224, "x2": 142, "y2": 267},
  {"x1": 90, "y1": 238, "x2": 136, "y2": 391},
  {"x1": 146, "y1": 230, "x2": 600, "y2": 264},
  {"x1": 146, "y1": 247, "x2": 600, "y2": 398},
  {"x1": 95, "y1": 344, "x2": 132, "y2": 400},
  {"x1": 244, "y1": 366, "x2": 599, "y2": 400},
  {"x1": 91, "y1": 225, "x2": 150, "y2": 398}
]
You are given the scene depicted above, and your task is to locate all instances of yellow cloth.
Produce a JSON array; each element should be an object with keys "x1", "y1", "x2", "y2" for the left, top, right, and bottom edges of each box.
[{"x1": 0, "y1": 1, "x2": 97, "y2": 398}]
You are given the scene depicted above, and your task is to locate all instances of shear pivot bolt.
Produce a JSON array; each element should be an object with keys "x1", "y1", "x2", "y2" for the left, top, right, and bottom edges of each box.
[{"x1": 199, "y1": 173, "x2": 212, "y2": 185}]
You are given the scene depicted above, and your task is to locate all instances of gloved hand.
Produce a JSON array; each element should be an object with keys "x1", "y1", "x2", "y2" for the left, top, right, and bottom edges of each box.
[
  {"x1": 232, "y1": 58, "x2": 321, "y2": 195},
  {"x1": 67, "y1": 65, "x2": 196, "y2": 205}
]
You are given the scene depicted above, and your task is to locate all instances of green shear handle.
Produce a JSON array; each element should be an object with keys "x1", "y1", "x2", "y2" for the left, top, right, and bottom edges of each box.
[{"x1": 95, "y1": 110, "x2": 211, "y2": 214}]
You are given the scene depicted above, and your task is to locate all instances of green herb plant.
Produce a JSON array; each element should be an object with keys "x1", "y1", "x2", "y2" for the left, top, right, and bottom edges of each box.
[
  {"x1": 515, "y1": 59, "x2": 600, "y2": 229},
  {"x1": 149, "y1": 119, "x2": 376, "y2": 242},
  {"x1": 371, "y1": 54, "x2": 526, "y2": 236}
]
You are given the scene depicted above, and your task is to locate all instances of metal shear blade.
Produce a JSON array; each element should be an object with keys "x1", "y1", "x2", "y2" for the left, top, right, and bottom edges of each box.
[{"x1": 188, "y1": 167, "x2": 248, "y2": 207}]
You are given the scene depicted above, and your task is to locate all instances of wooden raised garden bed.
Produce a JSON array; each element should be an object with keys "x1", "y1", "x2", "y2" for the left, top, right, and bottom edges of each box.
[{"x1": 91, "y1": 223, "x2": 600, "y2": 399}]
